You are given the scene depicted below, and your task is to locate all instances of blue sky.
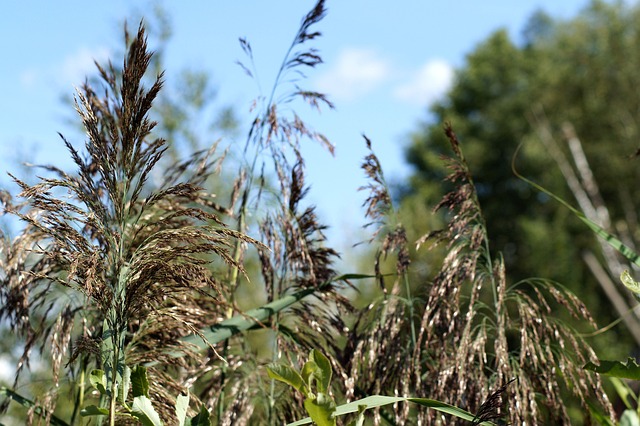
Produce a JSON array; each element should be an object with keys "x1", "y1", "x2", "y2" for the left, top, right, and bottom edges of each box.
[{"x1": 0, "y1": 0, "x2": 602, "y2": 247}]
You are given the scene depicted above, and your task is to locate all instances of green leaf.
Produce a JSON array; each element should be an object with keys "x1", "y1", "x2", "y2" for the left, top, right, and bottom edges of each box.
[
  {"x1": 120, "y1": 364, "x2": 131, "y2": 404},
  {"x1": 622, "y1": 270, "x2": 640, "y2": 296},
  {"x1": 303, "y1": 393, "x2": 336, "y2": 426},
  {"x1": 610, "y1": 377, "x2": 638, "y2": 410},
  {"x1": 301, "y1": 360, "x2": 319, "y2": 391},
  {"x1": 131, "y1": 395, "x2": 163, "y2": 426},
  {"x1": 100, "y1": 318, "x2": 126, "y2": 398},
  {"x1": 346, "y1": 405, "x2": 367, "y2": 426},
  {"x1": 621, "y1": 409, "x2": 640, "y2": 426},
  {"x1": 407, "y1": 398, "x2": 486, "y2": 422},
  {"x1": 309, "y1": 350, "x2": 332, "y2": 393},
  {"x1": 188, "y1": 404, "x2": 211, "y2": 426},
  {"x1": 333, "y1": 273, "x2": 377, "y2": 280},
  {"x1": 131, "y1": 365, "x2": 150, "y2": 398},
  {"x1": 89, "y1": 369, "x2": 107, "y2": 395},
  {"x1": 513, "y1": 166, "x2": 640, "y2": 268},
  {"x1": 584, "y1": 358, "x2": 640, "y2": 380},
  {"x1": 267, "y1": 364, "x2": 308, "y2": 396},
  {"x1": 176, "y1": 392, "x2": 190, "y2": 426},
  {"x1": 586, "y1": 399, "x2": 616, "y2": 426},
  {"x1": 287, "y1": 395, "x2": 494, "y2": 426},
  {"x1": 80, "y1": 405, "x2": 109, "y2": 417},
  {"x1": 175, "y1": 274, "x2": 373, "y2": 358},
  {"x1": 101, "y1": 319, "x2": 114, "y2": 358}
]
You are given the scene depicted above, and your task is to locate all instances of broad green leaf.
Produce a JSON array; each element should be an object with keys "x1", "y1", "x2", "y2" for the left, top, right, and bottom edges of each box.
[
  {"x1": 188, "y1": 404, "x2": 212, "y2": 426},
  {"x1": 89, "y1": 369, "x2": 107, "y2": 395},
  {"x1": 303, "y1": 393, "x2": 336, "y2": 426},
  {"x1": 80, "y1": 405, "x2": 109, "y2": 416},
  {"x1": 131, "y1": 365, "x2": 150, "y2": 398},
  {"x1": 287, "y1": 395, "x2": 494, "y2": 426},
  {"x1": 301, "y1": 360, "x2": 319, "y2": 391},
  {"x1": 309, "y1": 350, "x2": 332, "y2": 393},
  {"x1": 621, "y1": 409, "x2": 640, "y2": 426},
  {"x1": 176, "y1": 392, "x2": 189, "y2": 426},
  {"x1": 267, "y1": 364, "x2": 308, "y2": 396},
  {"x1": 120, "y1": 365, "x2": 131, "y2": 404},
  {"x1": 584, "y1": 358, "x2": 640, "y2": 380},
  {"x1": 131, "y1": 395, "x2": 163, "y2": 426},
  {"x1": 0, "y1": 387, "x2": 70, "y2": 426},
  {"x1": 621, "y1": 270, "x2": 640, "y2": 295}
]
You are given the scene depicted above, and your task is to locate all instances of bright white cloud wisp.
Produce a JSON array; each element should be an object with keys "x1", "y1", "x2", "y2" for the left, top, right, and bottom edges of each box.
[
  {"x1": 19, "y1": 46, "x2": 111, "y2": 90},
  {"x1": 393, "y1": 59, "x2": 454, "y2": 106},
  {"x1": 315, "y1": 47, "x2": 390, "y2": 101},
  {"x1": 60, "y1": 46, "x2": 111, "y2": 85}
]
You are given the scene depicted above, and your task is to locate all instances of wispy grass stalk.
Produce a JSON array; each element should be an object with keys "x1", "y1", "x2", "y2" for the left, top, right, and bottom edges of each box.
[
  {"x1": 410, "y1": 124, "x2": 614, "y2": 424},
  {"x1": 1, "y1": 23, "x2": 258, "y2": 424}
]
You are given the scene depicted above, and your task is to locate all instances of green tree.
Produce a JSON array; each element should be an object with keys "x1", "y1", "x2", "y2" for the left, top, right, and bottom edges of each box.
[{"x1": 403, "y1": 0, "x2": 640, "y2": 361}]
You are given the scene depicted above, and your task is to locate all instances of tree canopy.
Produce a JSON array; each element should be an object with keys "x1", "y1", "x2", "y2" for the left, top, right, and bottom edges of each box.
[{"x1": 403, "y1": 0, "x2": 640, "y2": 358}]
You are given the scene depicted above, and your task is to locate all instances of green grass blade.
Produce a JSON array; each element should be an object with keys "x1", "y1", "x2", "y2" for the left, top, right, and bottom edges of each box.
[
  {"x1": 177, "y1": 274, "x2": 374, "y2": 355},
  {"x1": 80, "y1": 405, "x2": 109, "y2": 416},
  {"x1": 408, "y1": 398, "x2": 492, "y2": 423},
  {"x1": 513, "y1": 158, "x2": 640, "y2": 267},
  {"x1": 620, "y1": 409, "x2": 640, "y2": 426},
  {"x1": 333, "y1": 396, "x2": 405, "y2": 417},
  {"x1": 0, "y1": 387, "x2": 70, "y2": 426},
  {"x1": 178, "y1": 286, "x2": 317, "y2": 352},
  {"x1": 120, "y1": 364, "x2": 131, "y2": 404},
  {"x1": 287, "y1": 395, "x2": 494, "y2": 425}
]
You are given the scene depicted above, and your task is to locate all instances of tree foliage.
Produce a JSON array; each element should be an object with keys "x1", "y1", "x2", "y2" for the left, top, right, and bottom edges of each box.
[{"x1": 403, "y1": 0, "x2": 640, "y2": 359}]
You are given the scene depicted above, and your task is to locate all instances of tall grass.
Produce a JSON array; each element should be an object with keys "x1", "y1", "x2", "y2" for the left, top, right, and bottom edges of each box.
[
  {"x1": 0, "y1": 2, "x2": 617, "y2": 425},
  {"x1": 343, "y1": 124, "x2": 613, "y2": 425},
  {"x1": 1, "y1": 23, "x2": 261, "y2": 425}
]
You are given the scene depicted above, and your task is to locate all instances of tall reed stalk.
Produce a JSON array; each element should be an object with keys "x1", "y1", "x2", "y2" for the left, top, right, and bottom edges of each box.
[{"x1": 1, "y1": 24, "x2": 259, "y2": 424}]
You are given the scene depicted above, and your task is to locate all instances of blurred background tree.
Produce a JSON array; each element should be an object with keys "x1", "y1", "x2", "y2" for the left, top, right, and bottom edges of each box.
[{"x1": 402, "y1": 0, "x2": 640, "y2": 361}]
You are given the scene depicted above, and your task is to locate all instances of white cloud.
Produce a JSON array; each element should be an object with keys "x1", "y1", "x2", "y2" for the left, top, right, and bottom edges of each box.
[
  {"x1": 315, "y1": 48, "x2": 390, "y2": 101},
  {"x1": 393, "y1": 59, "x2": 454, "y2": 106},
  {"x1": 0, "y1": 355, "x2": 13, "y2": 381},
  {"x1": 19, "y1": 46, "x2": 111, "y2": 90},
  {"x1": 19, "y1": 69, "x2": 39, "y2": 88},
  {"x1": 59, "y1": 46, "x2": 111, "y2": 85}
]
